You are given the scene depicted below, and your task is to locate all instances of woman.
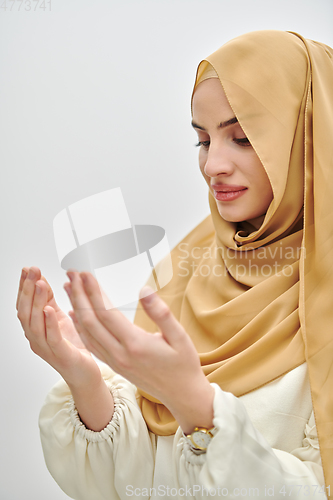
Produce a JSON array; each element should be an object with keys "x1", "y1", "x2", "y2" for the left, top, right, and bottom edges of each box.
[{"x1": 16, "y1": 30, "x2": 333, "y2": 499}]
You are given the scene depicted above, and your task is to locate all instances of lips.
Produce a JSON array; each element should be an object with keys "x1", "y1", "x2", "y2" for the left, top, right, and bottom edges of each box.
[
  {"x1": 211, "y1": 184, "x2": 248, "y2": 202},
  {"x1": 211, "y1": 184, "x2": 247, "y2": 192}
]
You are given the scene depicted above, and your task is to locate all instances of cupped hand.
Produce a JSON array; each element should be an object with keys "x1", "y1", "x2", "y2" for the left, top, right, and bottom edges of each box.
[
  {"x1": 65, "y1": 271, "x2": 215, "y2": 432},
  {"x1": 16, "y1": 267, "x2": 101, "y2": 389}
]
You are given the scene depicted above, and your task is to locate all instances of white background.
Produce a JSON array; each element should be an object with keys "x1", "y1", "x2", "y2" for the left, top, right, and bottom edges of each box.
[{"x1": 1, "y1": 0, "x2": 332, "y2": 498}]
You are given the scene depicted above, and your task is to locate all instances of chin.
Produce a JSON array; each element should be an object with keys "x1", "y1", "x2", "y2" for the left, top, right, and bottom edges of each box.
[{"x1": 217, "y1": 209, "x2": 243, "y2": 223}]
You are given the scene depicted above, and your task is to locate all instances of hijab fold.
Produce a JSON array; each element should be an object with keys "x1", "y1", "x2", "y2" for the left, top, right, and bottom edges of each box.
[{"x1": 134, "y1": 31, "x2": 333, "y2": 493}]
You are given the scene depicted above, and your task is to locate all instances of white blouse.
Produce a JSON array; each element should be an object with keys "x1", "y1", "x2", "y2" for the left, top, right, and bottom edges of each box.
[{"x1": 39, "y1": 362, "x2": 327, "y2": 500}]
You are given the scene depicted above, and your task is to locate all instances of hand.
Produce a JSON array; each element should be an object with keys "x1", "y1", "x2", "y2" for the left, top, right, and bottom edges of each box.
[
  {"x1": 66, "y1": 271, "x2": 215, "y2": 433},
  {"x1": 16, "y1": 266, "x2": 101, "y2": 389}
]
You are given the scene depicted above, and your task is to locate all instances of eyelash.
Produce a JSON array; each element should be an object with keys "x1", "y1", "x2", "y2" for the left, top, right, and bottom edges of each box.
[
  {"x1": 195, "y1": 140, "x2": 210, "y2": 148},
  {"x1": 195, "y1": 138, "x2": 251, "y2": 148}
]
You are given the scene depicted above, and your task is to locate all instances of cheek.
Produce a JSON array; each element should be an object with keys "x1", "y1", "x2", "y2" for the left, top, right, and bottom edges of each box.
[{"x1": 198, "y1": 149, "x2": 208, "y2": 180}]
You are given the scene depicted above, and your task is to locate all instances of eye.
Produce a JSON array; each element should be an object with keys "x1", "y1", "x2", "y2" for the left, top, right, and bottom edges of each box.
[
  {"x1": 233, "y1": 137, "x2": 251, "y2": 147},
  {"x1": 195, "y1": 140, "x2": 210, "y2": 149}
]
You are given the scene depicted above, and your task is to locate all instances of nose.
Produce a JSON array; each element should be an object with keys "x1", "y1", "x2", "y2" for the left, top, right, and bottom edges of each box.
[{"x1": 203, "y1": 144, "x2": 235, "y2": 178}]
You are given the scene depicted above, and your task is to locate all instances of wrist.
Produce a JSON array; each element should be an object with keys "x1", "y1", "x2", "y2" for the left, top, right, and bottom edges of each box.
[
  {"x1": 68, "y1": 375, "x2": 114, "y2": 432},
  {"x1": 61, "y1": 356, "x2": 102, "y2": 392},
  {"x1": 165, "y1": 378, "x2": 215, "y2": 435},
  {"x1": 65, "y1": 368, "x2": 102, "y2": 394},
  {"x1": 184, "y1": 425, "x2": 218, "y2": 454},
  {"x1": 66, "y1": 368, "x2": 102, "y2": 395}
]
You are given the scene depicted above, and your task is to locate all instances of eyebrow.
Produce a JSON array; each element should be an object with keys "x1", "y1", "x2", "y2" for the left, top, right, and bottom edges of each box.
[{"x1": 191, "y1": 116, "x2": 238, "y2": 131}]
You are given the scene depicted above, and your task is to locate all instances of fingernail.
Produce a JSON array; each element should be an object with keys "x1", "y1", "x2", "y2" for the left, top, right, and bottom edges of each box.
[
  {"x1": 80, "y1": 273, "x2": 87, "y2": 284},
  {"x1": 64, "y1": 283, "x2": 71, "y2": 296},
  {"x1": 140, "y1": 286, "x2": 155, "y2": 303},
  {"x1": 21, "y1": 269, "x2": 27, "y2": 280},
  {"x1": 43, "y1": 309, "x2": 49, "y2": 317},
  {"x1": 28, "y1": 269, "x2": 36, "y2": 280},
  {"x1": 143, "y1": 294, "x2": 154, "y2": 303},
  {"x1": 35, "y1": 284, "x2": 42, "y2": 295},
  {"x1": 67, "y1": 272, "x2": 74, "y2": 282}
]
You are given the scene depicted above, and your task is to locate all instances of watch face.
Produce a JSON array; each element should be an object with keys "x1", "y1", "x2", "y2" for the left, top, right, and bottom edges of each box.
[{"x1": 192, "y1": 430, "x2": 211, "y2": 449}]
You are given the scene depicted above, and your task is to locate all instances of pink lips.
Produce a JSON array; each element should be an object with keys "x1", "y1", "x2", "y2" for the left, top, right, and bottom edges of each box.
[{"x1": 211, "y1": 184, "x2": 248, "y2": 201}]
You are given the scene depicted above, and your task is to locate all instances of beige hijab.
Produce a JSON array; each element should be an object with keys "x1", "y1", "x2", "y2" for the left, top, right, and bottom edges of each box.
[{"x1": 134, "y1": 31, "x2": 333, "y2": 491}]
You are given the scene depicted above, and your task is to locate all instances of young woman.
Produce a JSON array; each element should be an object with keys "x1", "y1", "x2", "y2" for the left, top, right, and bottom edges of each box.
[{"x1": 16, "y1": 30, "x2": 333, "y2": 499}]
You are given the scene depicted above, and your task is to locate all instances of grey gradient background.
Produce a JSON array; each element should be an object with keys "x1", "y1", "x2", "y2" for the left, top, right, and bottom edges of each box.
[{"x1": 1, "y1": 0, "x2": 332, "y2": 498}]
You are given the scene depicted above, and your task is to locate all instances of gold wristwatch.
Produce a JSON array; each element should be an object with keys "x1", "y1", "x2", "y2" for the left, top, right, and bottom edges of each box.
[{"x1": 185, "y1": 426, "x2": 217, "y2": 452}]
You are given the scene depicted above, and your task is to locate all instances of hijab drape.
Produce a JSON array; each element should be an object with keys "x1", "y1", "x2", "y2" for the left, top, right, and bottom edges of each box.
[{"x1": 134, "y1": 31, "x2": 333, "y2": 492}]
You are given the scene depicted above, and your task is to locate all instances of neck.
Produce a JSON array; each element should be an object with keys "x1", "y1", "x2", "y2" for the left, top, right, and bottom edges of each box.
[{"x1": 238, "y1": 214, "x2": 265, "y2": 233}]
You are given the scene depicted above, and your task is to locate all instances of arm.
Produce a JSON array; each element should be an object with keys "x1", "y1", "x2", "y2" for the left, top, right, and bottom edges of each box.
[
  {"x1": 173, "y1": 385, "x2": 327, "y2": 500},
  {"x1": 16, "y1": 267, "x2": 114, "y2": 431},
  {"x1": 39, "y1": 365, "x2": 154, "y2": 500},
  {"x1": 66, "y1": 271, "x2": 327, "y2": 499},
  {"x1": 65, "y1": 271, "x2": 215, "y2": 435},
  {"x1": 16, "y1": 268, "x2": 154, "y2": 499}
]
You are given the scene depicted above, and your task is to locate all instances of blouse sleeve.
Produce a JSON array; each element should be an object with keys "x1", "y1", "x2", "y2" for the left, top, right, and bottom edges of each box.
[
  {"x1": 173, "y1": 384, "x2": 327, "y2": 500},
  {"x1": 38, "y1": 364, "x2": 154, "y2": 500}
]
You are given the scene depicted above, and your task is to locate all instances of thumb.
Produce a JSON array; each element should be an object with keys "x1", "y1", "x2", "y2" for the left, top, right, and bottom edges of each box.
[{"x1": 139, "y1": 286, "x2": 184, "y2": 346}]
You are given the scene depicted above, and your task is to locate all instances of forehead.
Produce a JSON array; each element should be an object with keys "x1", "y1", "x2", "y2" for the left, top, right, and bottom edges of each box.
[{"x1": 192, "y1": 79, "x2": 235, "y2": 122}]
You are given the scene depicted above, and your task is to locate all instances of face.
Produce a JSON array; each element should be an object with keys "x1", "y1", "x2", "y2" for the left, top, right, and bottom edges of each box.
[{"x1": 192, "y1": 79, "x2": 273, "y2": 225}]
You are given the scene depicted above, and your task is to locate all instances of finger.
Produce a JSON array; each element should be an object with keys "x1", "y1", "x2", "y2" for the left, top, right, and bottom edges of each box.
[
  {"x1": 43, "y1": 306, "x2": 66, "y2": 352},
  {"x1": 43, "y1": 306, "x2": 80, "y2": 365},
  {"x1": 39, "y1": 274, "x2": 57, "y2": 307},
  {"x1": 66, "y1": 272, "x2": 120, "y2": 352},
  {"x1": 139, "y1": 286, "x2": 185, "y2": 347},
  {"x1": 16, "y1": 267, "x2": 29, "y2": 311},
  {"x1": 17, "y1": 267, "x2": 42, "y2": 330},
  {"x1": 66, "y1": 271, "x2": 94, "y2": 314},
  {"x1": 68, "y1": 309, "x2": 109, "y2": 364},
  {"x1": 79, "y1": 272, "x2": 135, "y2": 343},
  {"x1": 30, "y1": 280, "x2": 49, "y2": 341},
  {"x1": 68, "y1": 309, "x2": 83, "y2": 334}
]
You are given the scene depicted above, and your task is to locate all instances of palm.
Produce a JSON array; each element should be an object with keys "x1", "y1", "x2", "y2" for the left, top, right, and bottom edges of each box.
[
  {"x1": 40, "y1": 293, "x2": 101, "y2": 387},
  {"x1": 39, "y1": 284, "x2": 98, "y2": 379},
  {"x1": 17, "y1": 267, "x2": 102, "y2": 389},
  {"x1": 53, "y1": 301, "x2": 87, "y2": 350}
]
